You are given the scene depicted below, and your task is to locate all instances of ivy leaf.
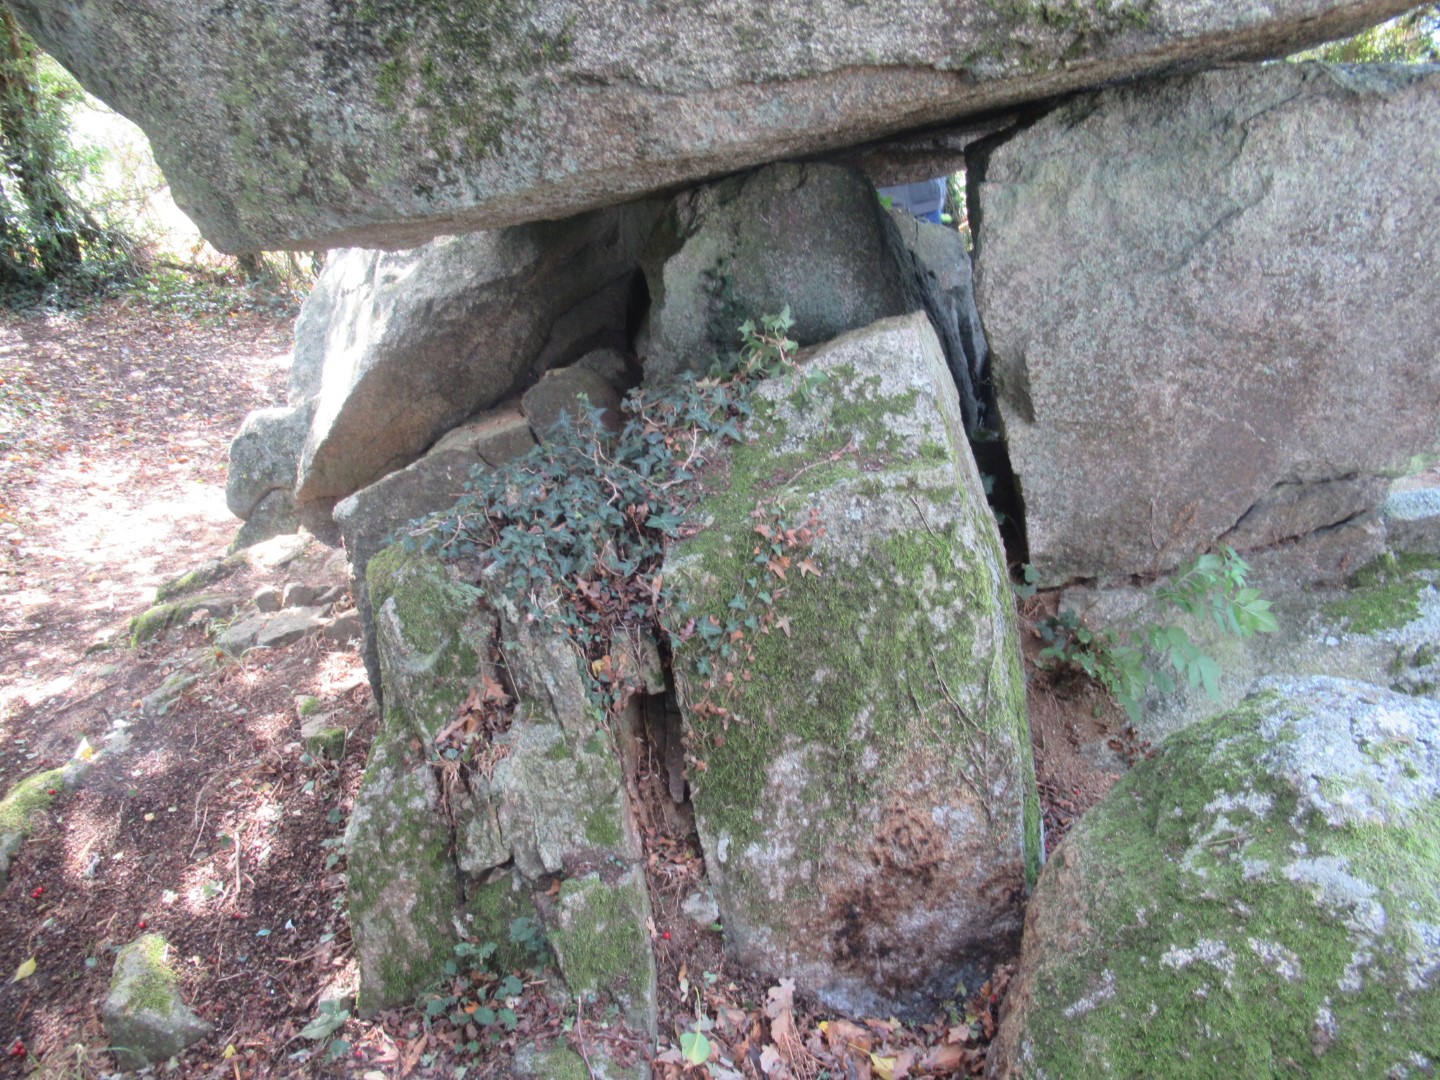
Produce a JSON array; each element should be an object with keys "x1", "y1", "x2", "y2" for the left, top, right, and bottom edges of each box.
[{"x1": 679, "y1": 1031, "x2": 712, "y2": 1065}]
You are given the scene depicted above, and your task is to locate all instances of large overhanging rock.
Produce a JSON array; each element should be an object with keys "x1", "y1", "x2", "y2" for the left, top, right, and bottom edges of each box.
[
  {"x1": 7, "y1": 1, "x2": 1415, "y2": 251},
  {"x1": 664, "y1": 313, "x2": 1039, "y2": 1017},
  {"x1": 973, "y1": 62, "x2": 1440, "y2": 585},
  {"x1": 989, "y1": 676, "x2": 1440, "y2": 1077}
]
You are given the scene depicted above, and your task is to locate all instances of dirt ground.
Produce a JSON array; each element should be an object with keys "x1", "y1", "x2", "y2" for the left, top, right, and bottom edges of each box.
[{"x1": 0, "y1": 297, "x2": 1123, "y2": 1079}]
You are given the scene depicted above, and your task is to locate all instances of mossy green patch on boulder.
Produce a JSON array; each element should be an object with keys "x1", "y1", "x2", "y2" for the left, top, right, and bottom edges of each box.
[
  {"x1": 129, "y1": 594, "x2": 234, "y2": 646},
  {"x1": 513, "y1": 1046, "x2": 592, "y2": 1080},
  {"x1": 665, "y1": 313, "x2": 1037, "y2": 1018},
  {"x1": 367, "y1": 543, "x2": 493, "y2": 746},
  {"x1": 0, "y1": 766, "x2": 64, "y2": 836},
  {"x1": 990, "y1": 676, "x2": 1440, "y2": 1078},
  {"x1": 102, "y1": 933, "x2": 213, "y2": 1066},
  {"x1": 0, "y1": 766, "x2": 67, "y2": 887},
  {"x1": 1325, "y1": 551, "x2": 1440, "y2": 635},
  {"x1": 549, "y1": 871, "x2": 655, "y2": 1034},
  {"x1": 465, "y1": 873, "x2": 541, "y2": 974}
]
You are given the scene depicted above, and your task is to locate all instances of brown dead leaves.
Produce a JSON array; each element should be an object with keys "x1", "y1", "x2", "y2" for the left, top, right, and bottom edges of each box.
[{"x1": 654, "y1": 965, "x2": 1012, "y2": 1079}]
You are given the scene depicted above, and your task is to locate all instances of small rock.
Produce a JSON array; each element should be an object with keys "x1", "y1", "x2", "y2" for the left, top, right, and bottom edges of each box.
[
  {"x1": 281, "y1": 582, "x2": 319, "y2": 608},
  {"x1": 521, "y1": 365, "x2": 623, "y2": 439},
  {"x1": 301, "y1": 717, "x2": 347, "y2": 760},
  {"x1": 313, "y1": 584, "x2": 347, "y2": 607},
  {"x1": 155, "y1": 557, "x2": 241, "y2": 603},
  {"x1": 141, "y1": 673, "x2": 199, "y2": 720},
  {"x1": 681, "y1": 889, "x2": 720, "y2": 928},
  {"x1": 255, "y1": 606, "x2": 330, "y2": 649},
  {"x1": 101, "y1": 934, "x2": 213, "y2": 1067},
  {"x1": 130, "y1": 594, "x2": 235, "y2": 646},
  {"x1": 323, "y1": 610, "x2": 362, "y2": 643},
  {"x1": 242, "y1": 533, "x2": 309, "y2": 571},
  {"x1": 253, "y1": 586, "x2": 282, "y2": 613},
  {"x1": 216, "y1": 613, "x2": 267, "y2": 656}
]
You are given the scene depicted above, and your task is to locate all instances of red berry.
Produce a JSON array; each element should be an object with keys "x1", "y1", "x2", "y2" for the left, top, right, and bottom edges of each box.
[
  {"x1": 231, "y1": 912, "x2": 244, "y2": 919},
  {"x1": 661, "y1": 931, "x2": 671, "y2": 940},
  {"x1": 137, "y1": 920, "x2": 147, "y2": 929},
  {"x1": 30, "y1": 887, "x2": 43, "y2": 899},
  {"x1": 46, "y1": 788, "x2": 56, "y2": 796},
  {"x1": 6, "y1": 1040, "x2": 24, "y2": 1059}
]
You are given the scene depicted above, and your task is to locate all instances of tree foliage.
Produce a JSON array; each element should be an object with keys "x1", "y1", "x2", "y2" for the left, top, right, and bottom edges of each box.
[
  {"x1": 0, "y1": 6, "x2": 133, "y2": 300},
  {"x1": 1292, "y1": 3, "x2": 1440, "y2": 62}
]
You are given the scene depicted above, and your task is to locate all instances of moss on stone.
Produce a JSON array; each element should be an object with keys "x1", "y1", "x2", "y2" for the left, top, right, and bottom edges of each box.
[
  {"x1": 583, "y1": 804, "x2": 623, "y2": 848},
  {"x1": 154, "y1": 556, "x2": 242, "y2": 603},
  {"x1": 124, "y1": 933, "x2": 180, "y2": 1015},
  {"x1": 353, "y1": 0, "x2": 572, "y2": 161},
  {"x1": 304, "y1": 726, "x2": 347, "y2": 761},
  {"x1": 519, "y1": 1048, "x2": 590, "y2": 1080},
  {"x1": 671, "y1": 359, "x2": 1038, "y2": 888},
  {"x1": 130, "y1": 592, "x2": 234, "y2": 646},
  {"x1": 367, "y1": 543, "x2": 486, "y2": 743},
  {"x1": 550, "y1": 874, "x2": 651, "y2": 1019},
  {"x1": 1010, "y1": 691, "x2": 1440, "y2": 1076},
  {"x1": 347, "y1": 721, "x2": 462, "y2": 1014},
  {"x1": 0, "y1": 767, "x2": 65, "y2": 835},
  {"x1": 465, "y1": 874, "x2": 538, "y2": 973},
  {"x1": 1325, "y1": 551, "x2": 1440, "y2": 634}
]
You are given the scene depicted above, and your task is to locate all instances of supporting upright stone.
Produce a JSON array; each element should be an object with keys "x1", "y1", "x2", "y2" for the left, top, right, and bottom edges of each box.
[
  {"x1": 665, "y1": 313, "x2": 1039, "y2": 1017},
  {"x1": 973, "y1": 63, "x2": 1440, "y2": 584}
]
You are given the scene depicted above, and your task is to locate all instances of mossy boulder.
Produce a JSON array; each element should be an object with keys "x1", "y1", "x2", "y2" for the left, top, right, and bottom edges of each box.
[
  {"x1": 101, "y1": 934, "x2": 213, "y2": 1067},
  {"x1": 350, "y1": 542, "x2": 655, "y2": 1037},
  {"x1": 0, "y1": 766, "x2": 66, "y2": 887},
  {"x1": 665, "y1": 312, "x2": 1038, "y2": 1017},
  {"x1": 990, "y1": 676, "x2": 1440, "y2": 1078}
]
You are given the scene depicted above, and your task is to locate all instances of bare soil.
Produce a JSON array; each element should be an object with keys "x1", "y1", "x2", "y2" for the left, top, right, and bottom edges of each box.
[{"x1": 0, "y1": 298, "x2": 1125, "y2": 1079}]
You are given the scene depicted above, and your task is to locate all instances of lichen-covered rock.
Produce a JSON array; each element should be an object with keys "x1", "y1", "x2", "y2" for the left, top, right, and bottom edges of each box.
[
  {"x1": 291, "y1": 205, "x2": 656, "y2": 510},
  {"x1": 344, "y1": 710, "x2": 461, "y2": 1016},
  {"x1": 8, "y1": 0, "x2": 1412, "y2": 251},
  {"x1": 350, "y1": 543, "x2": 655, "y2": 1037},
  {"x1": 989, "y1": 676, "x2": 1440, "y2": 1079},
  {"x1": 974, "y1": 62, "x2": 1440, "y2": 584},
  {"x1": 549, "y1": 871, "x2": 656, "y2": 1036},
  {"x1": 335, "y1": 406, "x2": 536, "y2": 695},
  {"x1": 665, "y1": 312, "x2": 1038, "y2": 1017},
  {"x1": 640, "y1": 162, "x2": 982, "y2": 431},
  {"x1": 102, "y1": 934, "x2": 213, "y2": 1066}
]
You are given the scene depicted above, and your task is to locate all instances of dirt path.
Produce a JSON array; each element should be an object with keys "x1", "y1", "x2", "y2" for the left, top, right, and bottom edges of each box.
[{"x1": 0, "y1": 300, "x2": 380, "y2": 1077}]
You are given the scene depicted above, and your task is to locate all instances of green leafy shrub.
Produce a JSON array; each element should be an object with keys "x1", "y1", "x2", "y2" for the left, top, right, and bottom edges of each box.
[
  {"x1": 1037, "y1": 547, "x2": 1278, "y2": 721},
  {"x1": 405, "y1": 309, "x2": 805, "y2": 714}
]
